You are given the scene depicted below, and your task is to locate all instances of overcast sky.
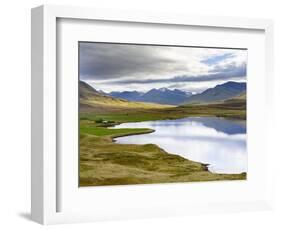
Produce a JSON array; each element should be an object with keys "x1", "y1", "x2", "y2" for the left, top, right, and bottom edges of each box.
[{"x1": 79, "y1": 42, "x2": 247, "y2": 93}]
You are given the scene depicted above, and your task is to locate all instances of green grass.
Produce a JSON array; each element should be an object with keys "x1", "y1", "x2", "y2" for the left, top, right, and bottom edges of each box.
[
  {"x1": 79, "y1": 133, "x2": 246, "y2": 186},
  {"x1": 79, "y1": 99, "x2": 247, "y2": 186}
]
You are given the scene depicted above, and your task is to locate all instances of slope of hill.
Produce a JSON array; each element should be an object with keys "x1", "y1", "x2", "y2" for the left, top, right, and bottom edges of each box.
[
  {"x1": 231, "y1": 91, "x2": 246, "y2": 100},
  {"x1": 184, "y1": 81, "x2": 246, "y2": 104},
  {"x1": 79, "y1": 81, "x2": 172, "y2": 113},
  {"x1": 80, "y1": 80, "x2": 103, "y2": 98},
  {"x1": 109, "y1": 88, "x2": 192, "y2": 105},
  {"x1": 218, "y1": 90, "x2": 246, "y2": 110}
]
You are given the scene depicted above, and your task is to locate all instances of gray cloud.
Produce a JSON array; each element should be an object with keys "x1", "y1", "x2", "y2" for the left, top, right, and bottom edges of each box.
[
  {"x1": 80, "y1": 42, "x2": 186, "y2": 80},
  {"x1": 108, "y1": 64, "x2": 246, "y2": 85},
  {"x1": 79, "y1": 42, "x2": 247, "y2": 92}
]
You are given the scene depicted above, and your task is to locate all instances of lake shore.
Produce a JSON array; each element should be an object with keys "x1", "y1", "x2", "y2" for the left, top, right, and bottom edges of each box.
[
  {"x1": 79, "y1": 114, "x2": 246, "y2": 186},
  {"x1": 112, "y1": 117, "x2": 246, "y2": 174},
  {"x1": 80, "y1": 131, "x2": 246, "y2": 186}
]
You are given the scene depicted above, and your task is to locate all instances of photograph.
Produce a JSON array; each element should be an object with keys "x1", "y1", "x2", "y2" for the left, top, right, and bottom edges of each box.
[{"x1": 79, "y1": 42, "x2": 247, "y2": 186}]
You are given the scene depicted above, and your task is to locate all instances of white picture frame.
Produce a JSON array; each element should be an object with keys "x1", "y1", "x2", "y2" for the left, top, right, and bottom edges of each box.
[{"x1": 31, "y1": 5, "x2": 274, "y2": 225}]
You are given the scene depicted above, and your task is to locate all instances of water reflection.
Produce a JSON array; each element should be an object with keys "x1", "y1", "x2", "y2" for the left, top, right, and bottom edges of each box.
[{"x1": 113, "y1": 117, "x2": 247, "y2": 174}]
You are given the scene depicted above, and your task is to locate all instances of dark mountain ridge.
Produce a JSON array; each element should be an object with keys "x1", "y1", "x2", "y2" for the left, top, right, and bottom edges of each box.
[
  {"x1": 109, "y1": 87, "x2": 192, "y2": 105},
  {"x1": 183, "y1": 81, "x2": 246, "y2": 104}
]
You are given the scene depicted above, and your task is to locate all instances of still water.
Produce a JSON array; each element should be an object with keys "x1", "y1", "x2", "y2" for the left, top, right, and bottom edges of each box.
[{"x1": 113, "y1": 117, "x2": 247, "y2": 174}]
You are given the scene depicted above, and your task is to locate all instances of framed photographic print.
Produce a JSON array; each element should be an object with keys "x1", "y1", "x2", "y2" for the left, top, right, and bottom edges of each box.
[
  {"x1": 78, "y1": 42, "x2": 247, "y2": 186},
  {"x1": 31, "y1": 5, "x2": 274, "y2": 225}
]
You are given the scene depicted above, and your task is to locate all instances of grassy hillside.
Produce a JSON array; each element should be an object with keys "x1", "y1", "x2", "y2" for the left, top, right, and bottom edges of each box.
[
  {"x1": 213, "y1": 90, "x2": 246, "y2": 111},
  {"x1": 179, "y1": 90, "x2": 246, "y2": 119}
]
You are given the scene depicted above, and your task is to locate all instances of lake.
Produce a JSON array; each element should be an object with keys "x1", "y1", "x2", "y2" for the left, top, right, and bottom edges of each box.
[{"x1": 112, "y1": 117, "x2": 247, "y2": 174}]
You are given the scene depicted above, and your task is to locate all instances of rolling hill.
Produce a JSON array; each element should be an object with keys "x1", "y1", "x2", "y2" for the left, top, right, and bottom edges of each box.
[
  {"x1": 184, "y1": 81, "x2": 246, "y2": 104},
  {"x1": 109, "y1": 88, "x2": 192, "y2": 105}
]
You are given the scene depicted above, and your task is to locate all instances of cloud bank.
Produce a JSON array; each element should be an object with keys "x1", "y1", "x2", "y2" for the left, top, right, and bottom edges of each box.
[{"x1": 79, "y1": 42, "x2": 247, "y2": 93}]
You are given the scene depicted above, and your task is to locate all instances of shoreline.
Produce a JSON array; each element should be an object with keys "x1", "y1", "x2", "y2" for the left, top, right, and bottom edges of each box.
[
  {"x1": 80, "y1": 112, "x2": 247, "y2": 186},
  {"x1": 108, "y1": 117, "x2": 246, "y2": 176},
  {"x1": 80, "y1": 129, "x2": 247, "y2": 186},
  {"x1": 111, "y1": 129, "x2": 155, "y2": 140}
]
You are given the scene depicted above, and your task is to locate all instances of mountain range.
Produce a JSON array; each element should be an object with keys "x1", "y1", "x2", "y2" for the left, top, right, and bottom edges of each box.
[
  {"x1": 184, "y1": 81, "x2": 246, "y2": 104},
  {"x1": 80, "y1": 80, "x2": 246, "y2": 109},
  {"x1": 79, "y1": 81, "x2": 171, "y2": 113},
  {"x1": 109, "y1": 88, "x2": 192, "y2": 105},
  {"x1": 108, "y1": 81, "x2": 246, "y2": 105}
]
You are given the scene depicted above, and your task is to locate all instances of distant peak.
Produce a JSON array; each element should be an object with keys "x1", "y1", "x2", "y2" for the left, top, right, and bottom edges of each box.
[
  {"x1": 220, "y1": 81, "x2": 246, "y2": 86},
  {"x1": 158, "y1": 87, "x2": 169, "y2": 92}
]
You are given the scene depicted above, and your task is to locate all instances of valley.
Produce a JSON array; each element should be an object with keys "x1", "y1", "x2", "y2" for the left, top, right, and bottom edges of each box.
[{"x1": 79, "y1": 81, "x2": 247, "y2": 186}]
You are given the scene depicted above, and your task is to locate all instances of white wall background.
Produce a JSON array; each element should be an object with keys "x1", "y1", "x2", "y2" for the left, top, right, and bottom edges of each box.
[{"x1": 0, "y1": 0, "x2": 280, "y2": 229}]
